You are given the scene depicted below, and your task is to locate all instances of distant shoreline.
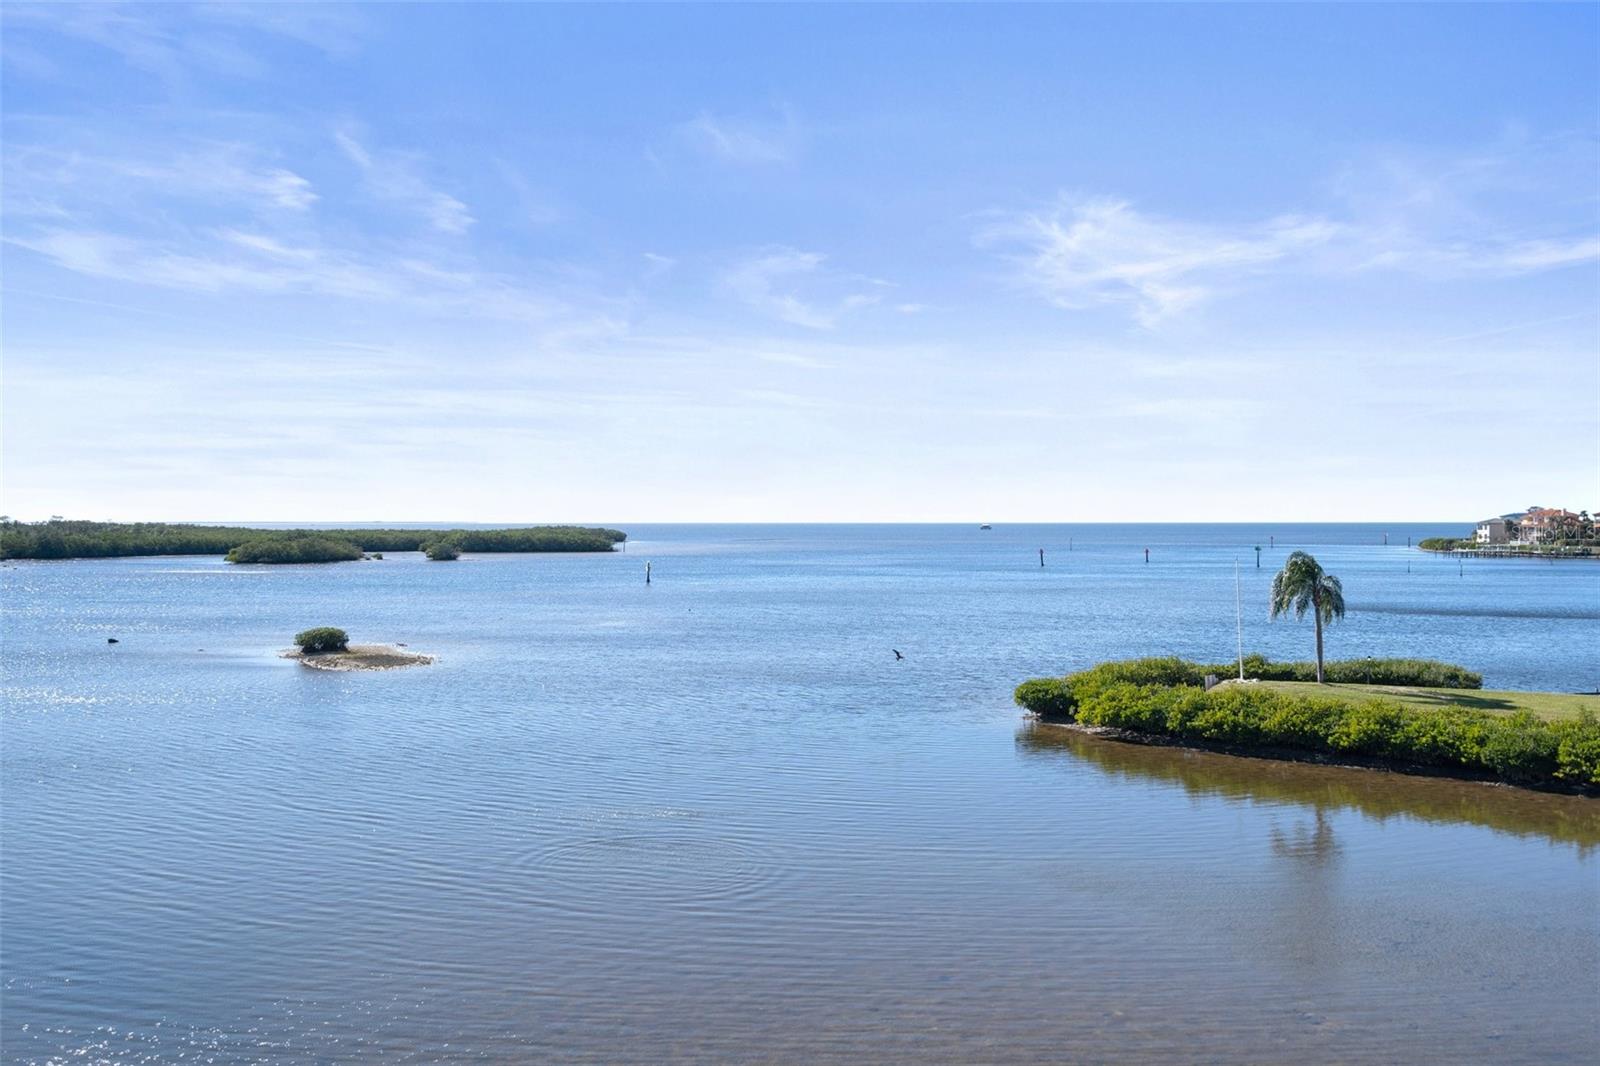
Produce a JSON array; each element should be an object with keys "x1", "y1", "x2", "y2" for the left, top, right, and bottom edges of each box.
[
  {"x1": 1418, "y1": 544, "x2": 1597, "y2": 560},
  {"x1": 0, "y1": 520, "x2": 627, "y2": 562}
]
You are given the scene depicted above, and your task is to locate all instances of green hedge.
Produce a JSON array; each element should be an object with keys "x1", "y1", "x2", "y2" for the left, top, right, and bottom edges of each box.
[
  {"x1": 1237, "y1": 654, "x2": 1480, "y2": 688},
  {"x1": 1036, "y1": 654, "x2": 1480, "y2": 691},
  {"x1": 1013, "y1": 659, "x2": 1599, "y2": 789}
]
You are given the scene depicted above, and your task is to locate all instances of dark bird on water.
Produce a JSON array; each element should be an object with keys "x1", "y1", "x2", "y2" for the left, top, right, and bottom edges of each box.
[
  {"x1": 107, "y1": 638, "x2": 119, "y2": 644},
  {"x1": 893, "y1": 649, "x2": 904, "y2": 660}
]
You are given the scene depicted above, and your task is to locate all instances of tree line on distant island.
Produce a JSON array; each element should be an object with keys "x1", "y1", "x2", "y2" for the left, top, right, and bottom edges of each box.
[{"x1": 0, "y1": 519, "x2": 627, "y2": 562}]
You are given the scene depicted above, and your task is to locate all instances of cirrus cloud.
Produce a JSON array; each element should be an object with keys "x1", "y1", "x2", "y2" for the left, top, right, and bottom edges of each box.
[
  {"x1": 978, "y1": 197, "x2": 1338, "y2": 326},
  {"x1": 721, "y1": 248, "x2": 885, "y2": 330}
]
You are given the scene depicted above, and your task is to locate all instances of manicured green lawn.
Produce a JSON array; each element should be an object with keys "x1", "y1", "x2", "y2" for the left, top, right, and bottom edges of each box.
[{"x1": 1236, "y1": 680, "x2": 1598, "y2": 722}]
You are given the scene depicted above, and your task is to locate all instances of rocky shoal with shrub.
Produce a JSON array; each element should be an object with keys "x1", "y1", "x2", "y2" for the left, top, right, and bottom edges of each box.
[{"x1": 284, "y1": 627, "x2": 433, "y2": 670}]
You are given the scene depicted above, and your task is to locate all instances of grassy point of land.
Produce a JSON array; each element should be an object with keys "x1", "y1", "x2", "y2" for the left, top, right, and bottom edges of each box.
[
  {"x1": 1232, "y1": 680, "x2": 1599, "y2": 723},
  {"x1": 1014, "y1": 658, "x2": 1600, "y2": 791}
]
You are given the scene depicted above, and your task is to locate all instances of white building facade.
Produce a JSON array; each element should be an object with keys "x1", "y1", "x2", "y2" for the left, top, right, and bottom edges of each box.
[{"x1": 1475, "y1": 518, "x2": 1509, "y2": 544}]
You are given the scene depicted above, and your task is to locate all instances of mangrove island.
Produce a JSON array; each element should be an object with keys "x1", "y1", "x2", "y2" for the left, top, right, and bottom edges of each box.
[{"x1": 0, "y1": 519, "x2": 627, "y2": 562}]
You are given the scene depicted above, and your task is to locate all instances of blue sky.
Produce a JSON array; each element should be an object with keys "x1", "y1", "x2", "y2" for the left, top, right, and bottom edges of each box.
[{"x1": 3, "y1": 3, "x2": 1596, "y2": 522}]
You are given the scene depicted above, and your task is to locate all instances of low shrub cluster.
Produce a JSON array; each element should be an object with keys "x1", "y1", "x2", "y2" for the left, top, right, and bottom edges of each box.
[
  {"x1": 1013, "y1": 678, "x2": 1078, "y2": 719},
  {"x1": 423, "y1": 538, "x2": 462, "y2": 561},
  {"x1": 1235, "y1": 654, "x2": 1480, "y2": 688},
  {"x1": 294, "y1": 627, "x2": 350, "y2": 653},
  {"x1": 1014, "y1": 658, "x2": 1599, "y2": 789},
  {"x1": 225, "y1": 536, "x2": 364, "y2": 564}
]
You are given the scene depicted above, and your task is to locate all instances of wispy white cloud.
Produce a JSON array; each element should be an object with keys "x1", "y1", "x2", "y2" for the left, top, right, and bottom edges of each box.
[
  {"x1": 680, "y1": 109, "x2": 801, "y2": 165},
  {"x1": 1, "y1": 118, "x2": 619, "y2": 335},
  {"x1": 2, "y1": 1, "x2": 363, "y2": 83},
  {"x1": 721, "y1": 248, "x2": 884, "y2": 329},
  {"x1": 641, "y1": 252, "x2": 677, "y2": 278},
  {"x1": 3, "y1": 3, "x2": 199, "y2": 81},
  {"x1": 216, "y1": 228, "x2": 320, "y2": 261},
  {"x1": 493, "y1": 159, "x2": 565, "y2": 227},
  {"x1": 984, "y1": 136, "x2": 1600, "y2": 326},
  {"x1": 1426, "y1": 309, "x2": 1598, "y2": 347},
  {"x1": 757, "y1": 350, "x2": 832, "y2": 369},
  {"x1": 1494, "y1": 236, "x2": 1600, "y2": 271},
  {"x1": 1317, "y1": 135, "x2": 1600, "y2": 278},
  {"x1": 979, "y1": 197, "x2": 1337, "y2": 325},
  {"x1": 1363, "y1": 233, "x2": 1600, "y2": 275},
  {"x1": 245, "y1": 167, "x2": 317, "y2": 212},
  {"x1": 192, "y1": 3, "x2": 366, "y2": 57},
  {"x1": 8, "y1": 229, "x2": 400, "y2": 299},
  {"x1": 5, "y1": 225, "x2": 602, "y2": 328},
  {"x1": 335, "y1": 129, "x2": 473, "y2": 234},
  {"x1": 4, "y1": 141, "x2": 316, "y2": 218}
]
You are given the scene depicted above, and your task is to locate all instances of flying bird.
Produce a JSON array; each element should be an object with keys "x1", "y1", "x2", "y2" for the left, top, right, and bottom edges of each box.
[{"x1": 893, "y1": 649, "x2": 904, "y2": 661}]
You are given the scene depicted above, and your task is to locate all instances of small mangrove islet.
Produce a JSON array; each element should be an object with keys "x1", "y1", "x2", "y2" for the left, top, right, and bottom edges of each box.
[{"x1": 226, "y1": 536, "x2": 365, "y2": 564}]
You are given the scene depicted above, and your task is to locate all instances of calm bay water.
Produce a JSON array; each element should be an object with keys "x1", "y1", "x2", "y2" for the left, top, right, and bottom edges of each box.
[{"x1": 3, "y1": 523, "x2": 1597, "y2": 1063}]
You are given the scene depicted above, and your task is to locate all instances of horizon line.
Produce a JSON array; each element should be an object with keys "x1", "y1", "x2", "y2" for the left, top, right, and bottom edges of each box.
[{"x1": 3, "y1": 517, "x2": 1490, "y2": 527}]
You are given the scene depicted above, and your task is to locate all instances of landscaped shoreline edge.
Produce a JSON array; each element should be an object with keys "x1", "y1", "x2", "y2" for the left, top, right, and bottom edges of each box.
[{"x1": 1015, "y1": 657, "x2": 1600, "y2": 796}]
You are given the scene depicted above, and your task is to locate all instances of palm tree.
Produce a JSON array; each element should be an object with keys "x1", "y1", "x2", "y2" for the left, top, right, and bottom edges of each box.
[{"x1": 1269, "y1": 551, "x2": 1345, "y2": 683}]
